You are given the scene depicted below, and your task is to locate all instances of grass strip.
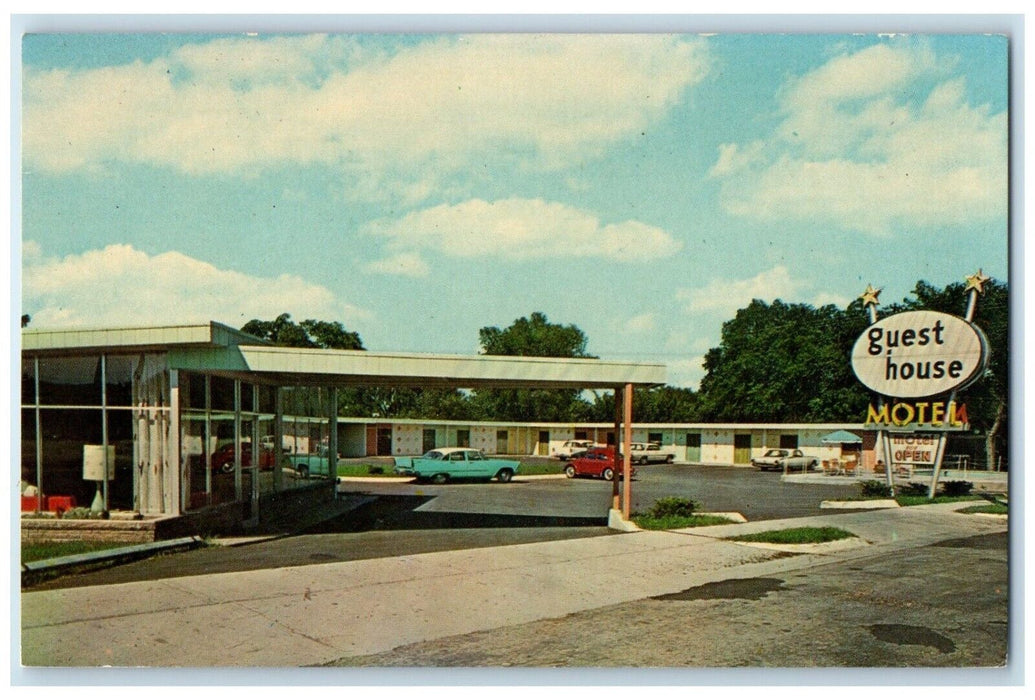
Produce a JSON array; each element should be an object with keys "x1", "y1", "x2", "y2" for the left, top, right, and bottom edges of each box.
[
  {"x1": 956, "y1": 504, "x2": 1008, "y2": 515},
  {"x1": 894, "y1": 495, "x2": 981, "y2": 507},
  {"x1": 727, "y1": 526, "x2": 855, "y2": 545},
  {"x1": 632, "y1": 514, "x2": 738, "y2": 530},
  {"x1": 21, "y1": 540, "x2": 130, "y2": 564}
]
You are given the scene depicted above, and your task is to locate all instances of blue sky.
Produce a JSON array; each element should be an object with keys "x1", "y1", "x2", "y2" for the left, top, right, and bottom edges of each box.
[{"x1": 18, "y1": 30, "x2": 1009, "y2": 388}]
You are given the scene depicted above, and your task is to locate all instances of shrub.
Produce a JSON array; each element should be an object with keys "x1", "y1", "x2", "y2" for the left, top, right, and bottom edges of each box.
[
  {"x1": 367, "y1": 465, "x2": 385, "y2": 475},
  {"x1": 859, "y1": 480, "x2": 893, "y2": 499},
  {"x1": 897, "y1": 482, "x2": 929, "y2": 497},
  {"x1": 940, "y1": 480, "x2": 974, "y2": 497},
  {"x1": 58, "y1": 507, "x2": 107, "y2": 520},
  {"x1": 648, "y1": 497, "x2": 699, "y2": 519}
]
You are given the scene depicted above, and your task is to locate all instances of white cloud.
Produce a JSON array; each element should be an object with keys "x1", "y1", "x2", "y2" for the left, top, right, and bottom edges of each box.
[
  {"x1": 364, "y1": 198, "x2": 682, "y2": 262},
  {"x1": 710, "y1": 42, "x2": 1006, "y2": 235},
  {"x1": 24, "y1": 34, "x2": 710, "y2": 180},
  {"x1": 625, "y1": 313, "x2": 656, "y2": 333},
  {"x1": 22, "y1": 242, "x2": 370, "y2": 328},
  {"x1": 364, "y1": 252, "x2": 430, "y2": 277},
  {"x1": 677, "y1": 265, "x2": 806, "y2": 317}
]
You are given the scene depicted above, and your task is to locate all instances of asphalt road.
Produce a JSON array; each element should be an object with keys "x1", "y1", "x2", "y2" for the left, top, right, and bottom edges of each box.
[
  {"x1": 25, "y1": 465, "x2": 868, "y2": 592},
  {"x1": 329, "y1": 530, "x2": 1009, "y2": 670}
]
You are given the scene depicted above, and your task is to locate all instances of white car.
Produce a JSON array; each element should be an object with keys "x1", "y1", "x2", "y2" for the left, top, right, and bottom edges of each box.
[
  {"x1": 551, "y1": 440, "x2": 595, "y2": 460},
  {"x1": 629, "y1": 442, "x2": 676, "y2": 465},
  {"x1": 751, "y1": 448, "x2": 818, "y2": 472}
]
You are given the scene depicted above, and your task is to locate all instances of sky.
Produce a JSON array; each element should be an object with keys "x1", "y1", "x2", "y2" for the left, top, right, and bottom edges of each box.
[{"x1": 16, "y1": 27, "x2": 1010, "y2": 388}]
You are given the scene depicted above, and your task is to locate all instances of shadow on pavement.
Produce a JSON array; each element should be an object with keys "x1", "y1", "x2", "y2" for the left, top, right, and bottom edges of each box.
[{"x1": 303, "y1": 495, "x2": 608, "y2": 533}]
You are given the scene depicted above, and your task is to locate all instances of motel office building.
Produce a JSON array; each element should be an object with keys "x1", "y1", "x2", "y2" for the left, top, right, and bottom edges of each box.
[{"x1": 22, "y1": 322, "x2": 895, "y2": 529}]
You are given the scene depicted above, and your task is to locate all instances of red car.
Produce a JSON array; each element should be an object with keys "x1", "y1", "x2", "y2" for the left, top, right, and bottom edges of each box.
[
  {"x1": 564, "y1": 446, "x2": 637, "y2": 480},
  {"x1": 210, "y1": 442, "x2": 276, "y2": 473}
]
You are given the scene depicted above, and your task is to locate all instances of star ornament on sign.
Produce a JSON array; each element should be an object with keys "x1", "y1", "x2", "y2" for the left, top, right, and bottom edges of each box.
[
  {"x1": 859, "y1": 284, "x2": 882, "y2": 308},
  {"x1": 965, "y1": 269, "x2": 991, "y2": 295}
]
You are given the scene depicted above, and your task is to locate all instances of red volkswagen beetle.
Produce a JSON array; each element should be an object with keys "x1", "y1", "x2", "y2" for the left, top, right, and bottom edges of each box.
[
  {"x1": 564, "y1": 446, "x2": 637, "y2": 480},
  {"x1": 210, "y1": 442, "x2": 276, "y2": 474}
]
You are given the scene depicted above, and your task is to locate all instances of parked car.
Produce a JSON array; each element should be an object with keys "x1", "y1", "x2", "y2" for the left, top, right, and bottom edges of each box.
[
  {"x1": 210, "y1": 442, "x2": 276, "y2": 473},
  {"x1": 565, "y1": 446, "x2": 636, "y2": 480},
  {"x1": 393, "y1": 448, "x2": 520, "y2": 484},
  {"x1": 551, "y1": 439, "x2": 595, "y2": 460},
  {"x1": 751, "y1": 448, "x2": 819, "y2": 472},
  {"x1": 282, "y1": 448, "x2": 336, "y2": 479},
  {"x1": 628, "y1": 442, "x2": 676, "y2": 465}
]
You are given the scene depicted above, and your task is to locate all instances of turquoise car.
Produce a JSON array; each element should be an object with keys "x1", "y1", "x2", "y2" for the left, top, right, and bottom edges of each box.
[
  {"x1": 394, "y1": 448, "x2": 520, "y2": 484},
  {"x1": 282, "y1": 447, "x2": 335, "y2": 479}
]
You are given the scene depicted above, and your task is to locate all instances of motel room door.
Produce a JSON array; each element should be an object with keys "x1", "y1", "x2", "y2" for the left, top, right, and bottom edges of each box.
[{"x1": 734, "y1": 433, "x2": 752, "y2": 465}]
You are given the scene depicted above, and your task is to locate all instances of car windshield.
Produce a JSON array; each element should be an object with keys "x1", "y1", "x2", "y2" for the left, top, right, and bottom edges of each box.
[
  {"x1": 765, "y1": 449, "x2": 787, "y2": 457},
  {"x1": 422, "y1": 451, "x2": 444, "y2": 460}
]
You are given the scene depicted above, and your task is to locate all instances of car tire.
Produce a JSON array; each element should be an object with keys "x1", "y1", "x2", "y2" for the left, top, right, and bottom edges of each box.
[
  {"x1": 602, "y1": 468, "x2": 614, "y2": 481},
  {"x1": 638, "y1": 457, "x2": 648, "y2": 465},
  {"x1": 665, "y1": 455, "x2": 674, "y2": 464},
  {"x1": 219, "y1": 460, "x2": 234, "y2": 474},
  {"x1": 298, "y1": 465, "x2": 309, "y2": 479},
  {"x1": 432, "y1": 473, "x2": 448, "y2": 485},
  {"x1": 564, "y1": 465, "x2": 576, "y2": 478},
  {"x1": 497, "y1": 469, "x2": 513, "y2": 483}
]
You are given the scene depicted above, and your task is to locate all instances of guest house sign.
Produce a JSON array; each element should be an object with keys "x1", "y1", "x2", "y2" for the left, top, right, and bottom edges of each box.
[
  {"x1": 852, "y1": 271, "x2": 992, "y2": 496},
  {"x1": 850, "y1": 309, "x2": 989, "y2": 398}
]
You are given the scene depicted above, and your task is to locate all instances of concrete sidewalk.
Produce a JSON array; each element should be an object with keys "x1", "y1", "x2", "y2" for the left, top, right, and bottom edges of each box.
[{"x1": 19, "y1": 502, "x2": 1007, "y2": 668}]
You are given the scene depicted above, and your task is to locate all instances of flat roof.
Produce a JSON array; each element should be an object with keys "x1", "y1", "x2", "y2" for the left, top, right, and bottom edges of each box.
[
  {"x1": 23, "y1": 322, "x2": 666, "y2": 390},
  {"x1": 21, "y1": 322, "x2": 264, "y2": 354}
]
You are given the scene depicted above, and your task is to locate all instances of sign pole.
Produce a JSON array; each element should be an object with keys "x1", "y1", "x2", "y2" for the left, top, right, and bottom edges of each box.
[
  {"x1": 928, "y1": 270, "x2": 990, "y2": 497},
  {"x1": 860, "y1": 285, "x2": 895, "y2": 494}
]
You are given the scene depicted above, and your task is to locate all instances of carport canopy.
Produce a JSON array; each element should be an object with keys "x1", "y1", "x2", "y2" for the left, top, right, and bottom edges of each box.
[
  {"x1": 25, "y1": 322, "x2": 667, "y2": 390},
  {"x1": 25, "y1": 321, "x2": 665, "y2": 520}
]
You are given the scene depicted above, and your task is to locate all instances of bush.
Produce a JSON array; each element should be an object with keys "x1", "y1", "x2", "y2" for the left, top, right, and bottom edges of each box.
[
  {"x1": 58, "y1": 507, "x2": 107, "y2": 520},
  {"x1": 367, "y1": 465, "x2": 385, "y2": 475},
  {"x1": 940, "y1": 480, "x2": 974, "y2": 497},
  {"x1": 897, "y1": 482, "x2": 929, "y2": 497},
  {"x1": 647, "y1": 497, "x2": 699, "y2": 519},
  {"x1": 859, "y1": 480, "x2": 893, "y2": 499}
]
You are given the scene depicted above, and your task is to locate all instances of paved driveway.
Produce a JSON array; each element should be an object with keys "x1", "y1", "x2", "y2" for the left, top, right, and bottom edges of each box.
[
  {"x1": 343, "y1": 464, "x2": 866, "y2": 521},
  {"x1": 25, "y1": 465, "x2": 868, "y2": 591}
]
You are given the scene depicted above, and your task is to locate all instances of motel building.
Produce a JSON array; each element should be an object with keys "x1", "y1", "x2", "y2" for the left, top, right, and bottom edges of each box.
[{"x1": 21, "y1": 321, "x2": 973, "y2": 538}]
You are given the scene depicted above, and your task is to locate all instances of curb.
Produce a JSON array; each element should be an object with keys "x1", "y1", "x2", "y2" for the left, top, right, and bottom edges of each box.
[
  {"x1": 22, "y1": 536, "x2": 205, "y2": 585},
  {"x1": 820, "y1": 499, "x2": 899, "y2": 509}
]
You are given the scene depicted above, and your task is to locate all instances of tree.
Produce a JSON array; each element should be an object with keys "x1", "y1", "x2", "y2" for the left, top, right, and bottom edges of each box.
[
  {"x1": 896, "y1": 279, "x2": 1009, "y2": 470},
  {"x1": 696, "y1": 299, "x2": 871, "y2": 422},
  {"x1": 241, "y1": 313, "x2": 365, "y2": 418},
  {"x1": 478, "y1": 311, "x2": 594, "y2": 358},
  {"x1": 691, "y1": 279, "x2": 1009, "y2": 469},
  {"x1": 242, "y1": 313, "x2": 364, "y2": 350},
  {"x1": 471, "y1": 312, "x2": 596, "y2": 422},
  {"x1": 588, "y1": 385, "x2": 702, "y2": 423}
]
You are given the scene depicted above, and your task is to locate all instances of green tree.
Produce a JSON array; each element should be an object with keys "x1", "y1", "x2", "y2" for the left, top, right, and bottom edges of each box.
[
  {"x1": 896, "y1": 279, "x2": 1008, "y2": 469},
  {"x1": 696, "y1": 299, "x2": 871, "y2": 422},
  {"x1": 478, "y1": 311, "x2": 594, "y2": 358},
  {"x1": 471, "y1": 312, "x2": 596, "y2": 421},
  {"x1": 588, "y1": 385, "x2": 702, "y2": 423},
  {"x1": 242, "y1": 313, "x2": 364, "y2": 350}
]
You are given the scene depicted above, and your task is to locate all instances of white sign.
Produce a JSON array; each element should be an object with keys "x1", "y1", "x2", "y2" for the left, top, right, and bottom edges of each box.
[
  {"x1": 82, "y1": 445, "x2": 116, "y2": 481},
  {"x1": 889, "y1": 434, "x2": 938, "y2": 465},
  {"x1": 851, "y1": 310, "x2": 988, "y2": 398}
]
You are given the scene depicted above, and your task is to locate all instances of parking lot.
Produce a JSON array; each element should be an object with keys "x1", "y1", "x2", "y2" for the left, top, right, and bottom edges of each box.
[
  {"x1": 337, "y1": 461, "x2": 865, "y2": 521},
  {"x1": 26, "y1": 463, "x2": 867, "y2": 592}
]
